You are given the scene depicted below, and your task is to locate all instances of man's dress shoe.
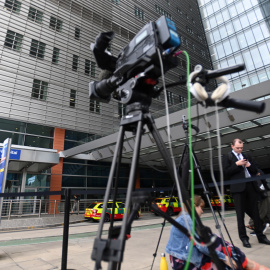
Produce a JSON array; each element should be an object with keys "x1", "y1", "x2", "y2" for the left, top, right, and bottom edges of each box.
[
  {"x1": 242, "y1": 239, "x2": 251, "y2": 248},
  {"x1": 258, "y1": 236, "x2": 270, "y2": 245}
]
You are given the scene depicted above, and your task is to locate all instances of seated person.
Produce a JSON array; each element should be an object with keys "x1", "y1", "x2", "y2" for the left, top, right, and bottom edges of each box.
[{"x1": 165, "y1": 195, "x2": 269, "y2": 270}]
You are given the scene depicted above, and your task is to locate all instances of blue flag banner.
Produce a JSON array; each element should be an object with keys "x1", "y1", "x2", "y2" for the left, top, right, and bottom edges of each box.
[
  {"x1": 0, "y1": 148, "x2": 21, "y2": 160},
  {"x1": 0, "y1": 139, "x2": 9, "y2": 192}
]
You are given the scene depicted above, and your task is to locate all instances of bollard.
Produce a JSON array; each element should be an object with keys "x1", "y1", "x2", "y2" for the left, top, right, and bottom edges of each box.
[{"x1": 160, "y1": 252, "x2": 168, "y2": 270}]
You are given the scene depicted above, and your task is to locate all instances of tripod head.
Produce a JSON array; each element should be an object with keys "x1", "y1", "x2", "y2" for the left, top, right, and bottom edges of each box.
[{"x1": 182, "y1": 115, "x2": 199, "y2": 134}]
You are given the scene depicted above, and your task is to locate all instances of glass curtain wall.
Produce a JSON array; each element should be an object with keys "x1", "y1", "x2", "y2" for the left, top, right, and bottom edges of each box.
[{"x1": 198, "y1": 0, "x2": 270, "y2": 91}]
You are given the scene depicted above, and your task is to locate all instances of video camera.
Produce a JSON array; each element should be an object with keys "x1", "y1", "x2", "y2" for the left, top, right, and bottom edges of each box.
[{"x1": 89, "y1": 15, "x2": 181, "y2": 105}]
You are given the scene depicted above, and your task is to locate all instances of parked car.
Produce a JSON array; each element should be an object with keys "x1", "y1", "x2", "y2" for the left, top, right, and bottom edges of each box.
[
  {"x1": 210, "y1": 194, "x2": 234, "y2": 209},
  {"x1": 84, "y1": 201, "x2": 140, "y2": 222},
  {"x1": 151, "y1": 197, "x2": 181, "y2": 216}
]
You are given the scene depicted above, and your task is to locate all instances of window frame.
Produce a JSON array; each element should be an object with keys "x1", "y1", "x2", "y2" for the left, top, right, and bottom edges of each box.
[
  {"x1": 31, "y1": 79, "x2": 48, "y2": 101},
  {"x1": 90, "y1": 100, "x2": 101, "y2": 114},
  {"x1": 52, "y1": 47, "x2": 60, "y2": 64},
  {"x1": 70, "y1": 89, "x2": 76, "y2": 108},
  {"x1": 4, "y1": 30, "x2": 23, "y2": 51},
  {"x1": 72, "y1": 54, "x2": 79, "y2": 71},
  {"x1": 28, "y1": 7, "x2": 43, "y2": 23},
  {"x1": 49, "y1": 16, "x2": 63, "y2": 32},
  {"x1": 4, "y1": 0, "x2": 21, "y2": 13},
  {"x1": 29, "y1": 39, "x2": 46, "y2": 59}
]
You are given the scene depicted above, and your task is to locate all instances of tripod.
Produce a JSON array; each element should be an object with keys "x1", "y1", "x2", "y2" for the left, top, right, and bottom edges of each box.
[
  {"x1": 91, "y1": 94, "x2": 224, "y2": 269},
  {"x1": 179, "y1": 116, "x2": 237, "y2": 269}
]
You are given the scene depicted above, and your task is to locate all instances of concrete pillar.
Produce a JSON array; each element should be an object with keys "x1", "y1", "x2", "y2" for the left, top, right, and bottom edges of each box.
[{"x1": 49, "y1": 128, "x2": 65, "y2": 214}]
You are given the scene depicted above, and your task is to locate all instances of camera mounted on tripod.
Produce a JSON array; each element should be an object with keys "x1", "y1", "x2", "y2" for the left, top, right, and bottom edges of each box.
[{"x1": 89, "y1": 15, "x2": 181, "y2": 105}]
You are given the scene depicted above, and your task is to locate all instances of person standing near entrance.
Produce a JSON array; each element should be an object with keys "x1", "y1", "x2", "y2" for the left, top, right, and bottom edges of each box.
[
  {"x1": 222, "y1": 138, "x2": 270, "y2": 248},
  {"x1": 72, "y1": 194, "x2": 80, "y2": 214}
]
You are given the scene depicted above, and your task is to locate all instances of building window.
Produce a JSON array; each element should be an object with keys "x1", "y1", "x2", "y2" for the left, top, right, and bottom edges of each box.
[
  {"x1": 31, "y1": 79, "x2": 48, "y2": 100},
  {"x1": 135, "y1": 6, "x2": 145, "y2": 21},
  {"x1": 72, "y1": 55, "x2": 79, "y2": 71},
  {"x1": 111, "y1": 0, "x2": 119, "y2": 4},
  {"x1": 52, "y1": 47, "x2": 60, "y2": 64},
  {"x1": 177, "y1": 8, "x2": 182, "y2": 14},
  {"x1": 49, "y1": 16, "x2": 62, "y2": 32},
  {"x1": 85, "y1": 60, "x2": 96, "y2": 76},
  {"x1": 90, "y1": 61, "x2": 96, "y2": 77},
  {"x1": 85, "y1": 59, "x2": 90, "y2": 75},
  {"x1": 75, "y1": 27, "x2": 80, "y2": 40},
  {"x1": 155, "y1": 5, "x2": 172, "y2": 19},
  {"x1": 30, "y1": 39, "x2": 46, "y2": 59},
  {"x1": 179, "y1": 95, "x2": 187, "y2": 103},
  {"x1": 28, "y1": 7, "x2": 43, "y2": 23},
  {"x1": 70, "y1": 89, "x2": 76, "y2": 107},
  {"x1": 4, "y1": 0, "x2": 21, "y2": 13},
  {"x1": 90, "y1": 100, "x2": 100, "y2": 114},
  {"x1": 166, "y1": 91, "x2": 174, "y2": 105},
  {"x1": 4, "y1": 30, "x2": 23, "y2": 51}
]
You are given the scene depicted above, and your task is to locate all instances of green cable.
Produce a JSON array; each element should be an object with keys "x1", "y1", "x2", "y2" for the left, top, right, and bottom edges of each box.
[{"x1": 182, "y1": 51, "x2": 195, "y2": 270}]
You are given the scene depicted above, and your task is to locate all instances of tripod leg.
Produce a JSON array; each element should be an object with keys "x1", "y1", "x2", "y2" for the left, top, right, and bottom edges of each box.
[
  {"x1": 96, "y1": 125, "x2": 125, "y2": 238},
  {"x1": 118, "y1": 119, "x2": 143, "y2": 240},
  {"x1": 145, "y1": 114, "x2": 225, "y2": 270},
  {"x1": 191, "y1": 151, "x2": 236, "y2": 270}
]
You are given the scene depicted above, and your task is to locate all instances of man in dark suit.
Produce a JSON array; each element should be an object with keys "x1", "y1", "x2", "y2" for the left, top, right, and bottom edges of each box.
[{"x1": 223, "y1": 138, "x2": 270, "y2": 248}]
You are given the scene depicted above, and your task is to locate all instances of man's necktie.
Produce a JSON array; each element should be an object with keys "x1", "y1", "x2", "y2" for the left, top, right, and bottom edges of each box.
[{"x1": 237, "y1": 154, "x2": 251, "y2": 178}]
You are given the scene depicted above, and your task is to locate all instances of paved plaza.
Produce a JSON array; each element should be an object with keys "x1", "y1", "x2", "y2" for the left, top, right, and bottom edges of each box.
[{"x1": 0, "y1": 211, "x2": 270, "y2": 269}]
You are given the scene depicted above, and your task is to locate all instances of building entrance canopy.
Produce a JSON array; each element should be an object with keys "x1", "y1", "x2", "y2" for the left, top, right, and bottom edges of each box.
[
  {"x1": 0, "y1": 144, "x2": 59, "y2": 173},
  {"x1": 60, "y1": 81, "x2": 270, "y2": 171}
]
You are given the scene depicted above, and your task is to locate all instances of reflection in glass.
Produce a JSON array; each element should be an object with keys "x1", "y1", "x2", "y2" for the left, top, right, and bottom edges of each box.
[
  {"x1": 209, "y1": 16, "x2": 217, "y2": 28},
  {"x1": 250, "y1": 47, "x2": 263, "y2": 69},
  {"x1": 203, "y1": 19, "x2": 210, "y2": 30},
  {"x1": 252, "y1": 25, "x2": 264, "y2": 42},
  {"x1": 243, "y1": 50, "x2": 254, "y2": 71},
  {"x1": 233, "y1": 18, "x2": 242, "y2": 32},
  {"x1": 206, "y1": 3, "x2": 214, "y2": 16},
  {"x1": 229, "y1": 5, "x2": 237, "y2": 18},
  {"x1": 230, "y1": 36, "x2": 239, "y2": 52},
  {"x1": 242, "y1": 0, "x2": 252, "y2": 11},
  {"x1": 260, "y1": 22, "x2": 270, "y2": 38},
  {"x1": 225, "y1": 22, "x2": 234, "y2": 35},
  {"x1": 220, "y1": 59, "x2": 228, "y2": 68},
  {"x1": 219, "y1": 0, "x2": 226, "y2": 8},
  {"x1": 223, "y1": 40, "x2": 232, "y2": 56},
  {"x1": 246, "y1": 10, "x2": 257, "y2": 24},
  {"x1": 244, "y1": 29, "x2": 255, "y2": 46},
  {"x1": 206, "y1": 32, "x2": 214, "y2": 44},
  {"x1": 237, "y1": 33, "x2": 247, "y2": 49},
  {"x1": 239, "y1": 15, "x2": 249, "y2": 28},
  {"x1": 216, "y1": 43, "x2": 225, "y2": 58},
  {"x1": 222, "y1": 9, "x2": 230, "y2": 22},
  {"x1": 240, "y1": 77, "x2": 250, "y2": 88},
  {"x1": 254, "y1": 7, "x2": 263, "y2": 21},
  {"x1": 219, "y1": 26, "x2": 227, "y2": 39},
  {"x1": 213, "y1": 29, "x2": 221, "y2": 42},
  {"x1": 215, "y1": 12, "x2": 223, "y2": 25},
  {"x1": 233, "y1": 80, "x2": 242, "y2": 91},
  {"x1": 250, "y1": 73, "x2": 259, "y2": 85},
  {"x1": 258, "y1": 43, "x2": 270, "y2": 65},
  {"x1": 235, "y1": 1, "x2": 244, "y2": 15},
  {"x1": 258, "y1": 70, "x2": 268, "y2": 82},
  {"x1": 212, "y1": 1, "x2": 219, "y2": 12},
  {"x1": 24, "y1": 136, "x2": 53, "y2": 149}
]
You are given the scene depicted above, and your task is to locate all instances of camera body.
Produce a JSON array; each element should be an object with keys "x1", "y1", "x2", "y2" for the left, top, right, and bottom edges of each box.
[{"x1": 89, "y1": 15, "x2": 181, "y2": 103}]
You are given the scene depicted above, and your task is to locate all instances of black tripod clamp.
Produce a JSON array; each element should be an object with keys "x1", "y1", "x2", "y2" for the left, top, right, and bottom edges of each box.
[{"x1": 182, "y1": 115, "x2": 199, "y2": 134}]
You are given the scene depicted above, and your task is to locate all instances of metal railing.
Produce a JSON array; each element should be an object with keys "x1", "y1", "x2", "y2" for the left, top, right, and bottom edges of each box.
[{"x1": 1, "y1": 198, "x2": 151, "y2": 220}]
